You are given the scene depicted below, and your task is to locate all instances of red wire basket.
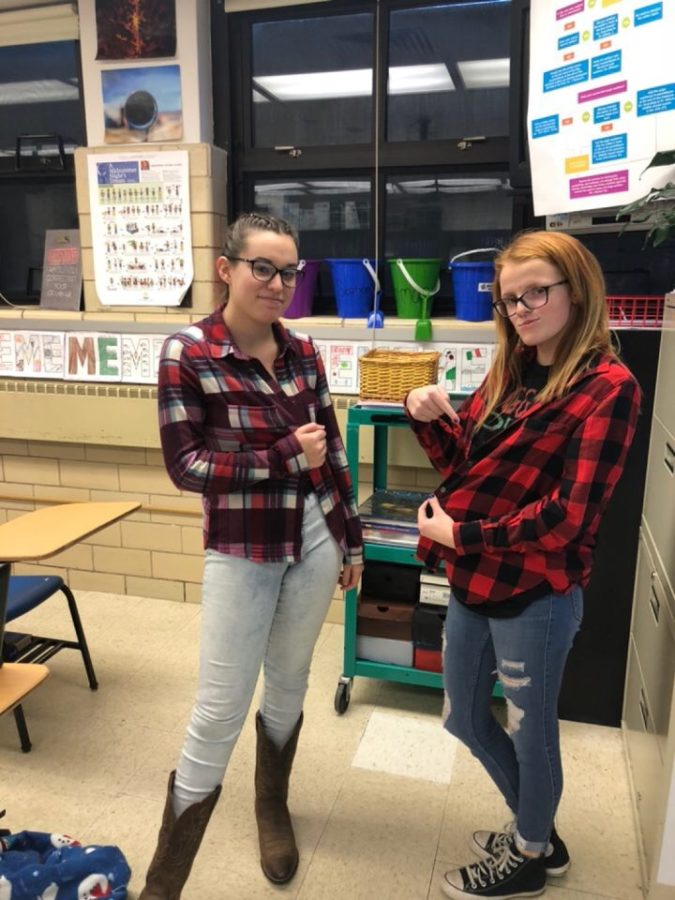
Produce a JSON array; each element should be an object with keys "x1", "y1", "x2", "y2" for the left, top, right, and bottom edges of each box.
[{"x1": 607, "y1": 295, "x2": 664, "y2": 328}]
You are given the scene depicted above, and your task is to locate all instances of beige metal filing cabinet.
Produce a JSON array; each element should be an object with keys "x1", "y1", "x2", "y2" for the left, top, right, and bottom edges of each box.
[{"x1": 623, "y1": 291, "x2": 675, "y2": 900}]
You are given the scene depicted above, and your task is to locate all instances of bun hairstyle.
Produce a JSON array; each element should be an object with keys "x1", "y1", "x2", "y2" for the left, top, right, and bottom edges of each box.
[{"x1": 218, "y1": 213, "x2": 299, "y2": 303}]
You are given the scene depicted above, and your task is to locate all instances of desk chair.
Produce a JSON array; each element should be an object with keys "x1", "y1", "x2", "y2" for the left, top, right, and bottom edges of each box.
[
  {"x1": 3, "y1": 576, "x2": 98, "y2": 690},
  {"x1": 0, "y1": 564, "x2": 50, "y2": 751}
]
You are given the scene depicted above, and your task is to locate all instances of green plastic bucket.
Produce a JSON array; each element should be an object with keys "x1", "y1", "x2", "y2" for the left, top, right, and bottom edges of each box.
[{"x1": 388, "y1": 259, "x2": 441, "y2": 318}]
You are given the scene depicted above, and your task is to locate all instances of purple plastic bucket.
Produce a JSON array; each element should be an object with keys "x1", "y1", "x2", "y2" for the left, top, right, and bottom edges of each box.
[{"x1": 284, "y1": 260, "x2": 320, "y2": 318}]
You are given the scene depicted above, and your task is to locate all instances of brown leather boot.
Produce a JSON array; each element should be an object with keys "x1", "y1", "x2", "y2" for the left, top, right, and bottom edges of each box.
[
  {"x1": 254, "y1": 711, "x2": 303, "y2": 884},
  {"x1": 139, "y1": 770, "x2": 221, "y2": 900}
]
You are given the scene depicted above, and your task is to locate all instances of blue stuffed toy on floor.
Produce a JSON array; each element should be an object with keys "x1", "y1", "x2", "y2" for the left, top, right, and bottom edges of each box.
[{"x1": 0, "y1": 831, "x2": 130, "y2": 899}]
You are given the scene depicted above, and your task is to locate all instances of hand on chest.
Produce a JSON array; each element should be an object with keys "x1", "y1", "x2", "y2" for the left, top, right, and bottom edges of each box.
[{"x1": 204, "y1": 365, "x2": 318, "y2": 446}]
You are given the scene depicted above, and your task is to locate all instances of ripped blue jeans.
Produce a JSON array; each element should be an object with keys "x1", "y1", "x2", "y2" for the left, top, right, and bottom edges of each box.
[{"x1": 443, "y1": 588, "x2": 583, "y2": 855}]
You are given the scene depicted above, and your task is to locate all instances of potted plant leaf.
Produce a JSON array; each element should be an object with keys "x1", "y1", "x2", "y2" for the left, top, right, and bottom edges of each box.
[{"x1": 616, "y1": 150, "x2": 675, "y2": 247}]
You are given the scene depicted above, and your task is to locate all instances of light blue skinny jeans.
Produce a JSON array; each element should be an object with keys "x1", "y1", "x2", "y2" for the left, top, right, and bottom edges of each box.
[
  {"x1": 443, "y1": 588, "x2": 583, "y2": 855},
  {"x1": 173, "y1": 493, "x2": 342, "y2": 814}
]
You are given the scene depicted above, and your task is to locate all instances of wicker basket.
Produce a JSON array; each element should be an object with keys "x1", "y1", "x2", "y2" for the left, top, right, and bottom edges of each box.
[{"x1": 359, "y1": 349, "x2": 440, "y2": 403}]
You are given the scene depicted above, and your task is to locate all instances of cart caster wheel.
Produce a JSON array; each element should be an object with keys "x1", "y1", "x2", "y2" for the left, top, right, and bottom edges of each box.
[{"x1": 334, "y1": 679, "x2": 351, "y2": 715}]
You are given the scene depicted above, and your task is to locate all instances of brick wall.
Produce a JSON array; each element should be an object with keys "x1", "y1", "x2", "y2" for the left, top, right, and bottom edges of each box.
[{"x1": 0, "y1": 430, "x2": 437, "y2": 615}]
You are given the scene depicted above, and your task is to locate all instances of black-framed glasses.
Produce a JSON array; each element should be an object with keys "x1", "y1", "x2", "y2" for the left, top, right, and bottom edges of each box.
[
  {"x1": 228, "y1": 256, "x2": 304, "y2": 288},
  {"x1": 492, "y1": 280, "x2": 568, "y2": 318}
]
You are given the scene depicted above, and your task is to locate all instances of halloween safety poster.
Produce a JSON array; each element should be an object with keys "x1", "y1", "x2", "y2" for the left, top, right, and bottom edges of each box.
[
  {"x1": 88, "y1": 150, "x2": 193, "y2": 306},
  {"x1": 528, "y1": 0, "x2": 675, "y2": 215}
]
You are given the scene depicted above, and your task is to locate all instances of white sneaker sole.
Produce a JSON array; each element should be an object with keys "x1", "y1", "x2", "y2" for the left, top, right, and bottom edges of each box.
[
  {"x1": 470, "y1": 837, "x2": 570, "y2": 878},
  {"x1": 441, "y1": 877, "x2": 546, "y2": 900}
]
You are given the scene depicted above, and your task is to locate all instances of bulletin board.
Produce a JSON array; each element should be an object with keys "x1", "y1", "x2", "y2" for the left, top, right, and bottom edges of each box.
[{"x1": 528, "y1": 0, "x2": 675, "y2": 215}]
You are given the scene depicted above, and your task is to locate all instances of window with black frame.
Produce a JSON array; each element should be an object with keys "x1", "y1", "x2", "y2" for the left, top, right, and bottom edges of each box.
[
  {"x1": 254, "y1": 177, "x2": 372, "y2": 255},
  {"x1": 250, "y1": 12, "x2": 374, "y2": 149},
  {"x1": 224, "y1": 0, "x2": 518, "y2": 317},
  {"x1": 0, "y1": 40, "x2": 84, "y2": 305},
  {"x1": 386, "y1": 1, "x2": 510, "y2": 144},
  {"x1": 0, "y1": 41, "x2": 84, "y2": 163},
  {"x1": 383, "y1": 173, "x2": 512, "y2": 315},
  {"x1": 253, "y1": 176, "x2": 372, "y2": 315}
]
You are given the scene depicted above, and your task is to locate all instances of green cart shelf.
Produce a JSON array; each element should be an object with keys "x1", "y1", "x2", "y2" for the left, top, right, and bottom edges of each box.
[{"x1": 335, "y1": 402, "x2": 502, "y2": 714}]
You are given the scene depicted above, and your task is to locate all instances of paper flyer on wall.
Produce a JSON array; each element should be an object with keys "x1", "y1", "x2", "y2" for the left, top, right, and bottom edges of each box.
[
  {"x1": 313, "y1": 340, "x2": 329, "y2": 370},
  {"x1": 2, "y1": 332, "x2": 66, "y2": 379},
  {"x1": 308, "y1": 340, "x2": 372, "y2": 394},
  {"x1": 433, "y1": 343, "x2": 493, "y2": 393},
  {"x1": 119, "y1": 334, "x2": 167, "y2": 383},
  {"x1": 0, "y1": 331, "x2": 495, "y2": 391},
  {"x1": 528, "y1": 0, "x2": 675, "y2": 216},
  {"x1": 437, "y1": 345, "x2": 459, "y2": 392},
  {"x1": 457, "y1": 344, "x2": 493, "y2": 393},
  {"x1": 87, "y1": 150, "x2": 193, "y2": 306},
  {"x1": 328, "y1": 342, "x2": 360, "y2": 392},
  {"x1": 0, "y1": 330, "x2": 167, "y2": 383}
]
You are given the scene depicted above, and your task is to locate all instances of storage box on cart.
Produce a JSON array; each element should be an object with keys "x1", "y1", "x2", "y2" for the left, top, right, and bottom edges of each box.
[
  {"x1": 419, "y1": 570, "x2": 449, "y2": 607},
  {"x1": 412, "y1": 603, "x2": 447, "y2": 650},
  {"x1": 412, "y1": 603, "x2": 447, "y2": 672},
  {"x1": 361, "y1": 561, "x2": 420, "y2": 605},
  {"x1": 357, "y1": 595, "x2": 415, "y2": 665},
  {"x1": 357, "y1": 596, "x2": 414, "y2": 641},
  {"x1": 357, "y1": 634, "x2": 414, "y2": 667},
  {"x1": 413, "y1": 646, "x2": 443, "y2": 672}
]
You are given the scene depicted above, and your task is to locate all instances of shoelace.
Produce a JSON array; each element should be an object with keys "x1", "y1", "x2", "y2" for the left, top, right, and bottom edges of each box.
[
  {"x1": 465, "y1": 843, "x2": 525, "y2": 889},
  {"x1": 490, "y1": 821, "x2": 554, "y2": 859},
  {"x1": 488, "y1": 821, "x2": 516, "y2": 855}
]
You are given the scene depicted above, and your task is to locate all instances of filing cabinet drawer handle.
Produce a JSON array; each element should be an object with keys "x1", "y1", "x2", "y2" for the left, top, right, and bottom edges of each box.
[
  {"x1": 666, "y1": 441, "x2": 675, "y2": 474},
  {"x1": 649, "y1": 585, "x2": 660, "y2": 623},
  {"x1": 639, "y1": 688, "x2": 650, "y2": 730}
]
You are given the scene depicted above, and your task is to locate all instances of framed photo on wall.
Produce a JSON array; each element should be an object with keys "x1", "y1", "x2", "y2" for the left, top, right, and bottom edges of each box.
[
  {"x1": 95, "y1": 0, "x2": 177, "y2": 60},
  {"x1": 101, "y1": 64, "x2": 183, "y2": 144}
]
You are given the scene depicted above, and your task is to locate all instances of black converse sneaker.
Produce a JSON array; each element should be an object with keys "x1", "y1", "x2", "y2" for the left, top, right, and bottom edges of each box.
[
  {"x1": 471, "y1": 822, "x2": 570, "y2": 877},
  {"x1": 442, "y1": 838, "x2": 546, "y2": 899}
]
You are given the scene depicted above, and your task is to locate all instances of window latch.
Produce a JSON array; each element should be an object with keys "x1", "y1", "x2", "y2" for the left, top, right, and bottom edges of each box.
[
  {"x1": 457, "y1": 136, "x2": 486, "y2": 151},
  {"x1": 274, "y1": 146, "x2": 303, "y2": 158}
]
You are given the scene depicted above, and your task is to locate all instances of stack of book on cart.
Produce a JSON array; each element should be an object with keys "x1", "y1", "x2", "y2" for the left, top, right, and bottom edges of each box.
[{"x1": 357, "y1": 489, "x2": 429, "y2": 547}]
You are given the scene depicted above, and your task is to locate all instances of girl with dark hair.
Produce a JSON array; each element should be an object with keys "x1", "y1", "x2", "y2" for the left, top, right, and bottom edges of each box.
[
  {"x1": 406, "y1": 230, "x2": 640, "y2": 899},
  {"x1": 139, "y1": 212, "x2": 363, "y2": 899}
]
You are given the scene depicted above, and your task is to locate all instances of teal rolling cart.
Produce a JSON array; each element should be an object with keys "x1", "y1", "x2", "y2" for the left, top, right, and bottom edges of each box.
[
  {"x1": 335, "y1": 403, "x2": 502, "y2": 714},
  {"x1": 335, "y1": 404, "x2": 443, "y2": 714}
]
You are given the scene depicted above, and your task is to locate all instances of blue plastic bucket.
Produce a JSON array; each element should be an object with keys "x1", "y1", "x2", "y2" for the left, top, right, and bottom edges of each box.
[
  {"x1": 284, "y1": 260, "x2": 319, "y2": 318},
  {"x1": 449, "y1": 249, "x2": 497, "y2": 322},
  {"x1": 326, "y1": 258, "x2": 378, "y2": 318}
]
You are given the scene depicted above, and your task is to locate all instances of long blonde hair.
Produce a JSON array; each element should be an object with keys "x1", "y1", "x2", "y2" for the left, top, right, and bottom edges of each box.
[{"x1": 479, "y1": 230, "x2": 616, "y2": 427}]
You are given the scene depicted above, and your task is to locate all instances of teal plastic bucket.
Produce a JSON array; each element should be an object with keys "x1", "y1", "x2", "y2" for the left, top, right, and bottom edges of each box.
[
  {"x1": 326, "y1": 258, "x2": 378, "y2": 318},
  {"x1": 449, "y1": 249, "x2": 497, "y2": 322}
]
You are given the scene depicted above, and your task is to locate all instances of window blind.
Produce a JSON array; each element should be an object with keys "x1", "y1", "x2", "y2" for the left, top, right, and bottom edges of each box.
[{"x1": 0, "y1": 3, "x2": 78, "y2": 47}]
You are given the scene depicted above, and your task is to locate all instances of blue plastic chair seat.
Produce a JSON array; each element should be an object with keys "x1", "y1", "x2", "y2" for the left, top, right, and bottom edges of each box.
[
  {"x1": 6, "y1": 576, "x2": 64, "y2": 620},
  {"x1": 3, "y1": 575, "x2": 98, "y2": 691}
]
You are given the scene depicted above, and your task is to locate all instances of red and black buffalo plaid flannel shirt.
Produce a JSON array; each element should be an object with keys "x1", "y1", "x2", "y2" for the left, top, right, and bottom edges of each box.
[
  {"x1": 158, "y1": 308, "x2": 363, "y2": 566},
  {"x1": 409, "y1": 354, "x2": 641, "y2": 606}
]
